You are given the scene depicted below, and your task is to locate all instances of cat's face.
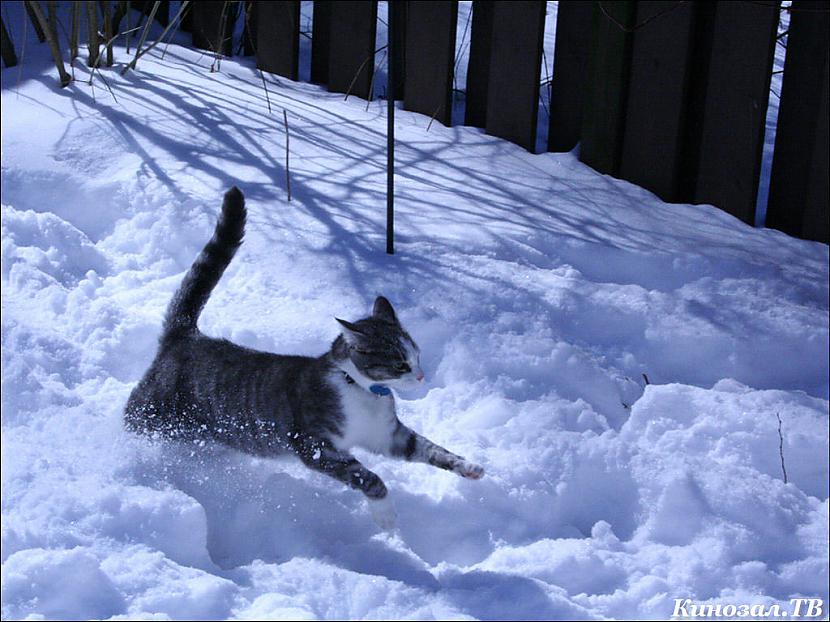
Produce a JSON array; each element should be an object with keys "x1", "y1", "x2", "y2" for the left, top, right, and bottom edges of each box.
[{"x1": 336, "y1": 297, "x2": 424, "y2": 390}]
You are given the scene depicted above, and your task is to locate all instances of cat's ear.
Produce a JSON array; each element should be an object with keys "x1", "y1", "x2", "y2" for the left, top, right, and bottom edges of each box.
[
  {"x1": 372, "y1": 296, "x2": 398, "y2": 324},
  {"x1": 335, "y1": 318, "x2": 364, "y2": 344}
]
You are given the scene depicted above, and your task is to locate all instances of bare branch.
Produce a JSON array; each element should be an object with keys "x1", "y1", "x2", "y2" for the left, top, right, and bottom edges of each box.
[
  {"x1": 776, "y1": 413, "x2": 788, "y2": 484},
  {"x1": 283, "y1": 109, "x2": 292, "y2": 202},
  {"x1": 121, "y1": 1, "x2": 190, "y2": 76}
]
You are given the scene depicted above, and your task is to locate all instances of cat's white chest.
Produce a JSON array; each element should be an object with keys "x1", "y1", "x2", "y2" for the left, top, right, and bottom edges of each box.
[{"x1": 330, "y1": 376, "x2": 397, "y2": 453}]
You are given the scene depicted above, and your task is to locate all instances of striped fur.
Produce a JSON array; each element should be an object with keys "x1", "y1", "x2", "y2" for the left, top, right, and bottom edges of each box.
[{"x1": 163, "y1": 186, "x2": 246, "y2": 338}]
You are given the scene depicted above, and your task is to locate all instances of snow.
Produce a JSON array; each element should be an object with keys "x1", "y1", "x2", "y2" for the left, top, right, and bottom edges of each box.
[{"x1": 2, "y1": 2, "x2": 828, "y2": 620}]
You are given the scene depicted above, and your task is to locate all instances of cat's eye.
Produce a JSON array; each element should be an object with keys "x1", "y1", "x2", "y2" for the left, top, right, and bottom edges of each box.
[{"x1": 395, "y1": 362, "x2": 411, "y2": 373}]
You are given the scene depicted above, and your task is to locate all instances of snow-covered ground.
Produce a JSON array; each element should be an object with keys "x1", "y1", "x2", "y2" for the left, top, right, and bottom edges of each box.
[{"x1": 2, "y1": 3, "x2": 828, "y2": 620}]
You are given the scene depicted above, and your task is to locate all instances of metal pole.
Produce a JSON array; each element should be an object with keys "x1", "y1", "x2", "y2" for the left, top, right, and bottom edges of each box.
[{"x1": 386, "y1": 1, "x2": 396, "y2": 255}]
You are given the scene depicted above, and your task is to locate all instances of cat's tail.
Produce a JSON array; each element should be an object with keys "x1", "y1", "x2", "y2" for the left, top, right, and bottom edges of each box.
[{"x1": 162, "y1": 186, "x2": 246, "y2": 339}]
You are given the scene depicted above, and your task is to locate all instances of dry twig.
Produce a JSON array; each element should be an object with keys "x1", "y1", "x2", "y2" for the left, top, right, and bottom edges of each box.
[
  {"x1": 283, "y1": 109, "x2": 292, "y2": 202},
  {"x1": 776, "y1": 413, "x2": 788, "y2": 484},
  {"x1": 121, "y1": 1, "x2": 189, "y2": 76},
  {"x1": 119, "y1": 0, "x2": 160, "y2": 74}
]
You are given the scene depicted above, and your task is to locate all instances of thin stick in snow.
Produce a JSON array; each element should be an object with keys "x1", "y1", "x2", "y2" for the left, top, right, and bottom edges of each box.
[
  {"x1": 210, "y1": 1, "x2": 231, "y2": 73},
  {"x1": 120, "y1": 0, "x2": 160, "y2": 75},
  {"x1": 776, "y1": 412, "x2": 788, "y2": 484},
  {"x1": 365, "y1": 49, "x2": 387, "y2": 111},
  {"x1": 16, "y1": 4, "x2": 31, "y2": 87},
  {"x1": 343, "y1": 52, "x2": 374, "y2": 101},
  {"x1": 88, "y1": 27, "x2": 126, "y2": 101},
  {"x1": 161, "y1": 1, "x2": 191, "y2": 59},
  {"x1": 540, "y1": 47, "x2": 550, "y2": 117},
  {"x1": 283, "y1": 109, "x2": 292, "y2": 202},
  {"x1": 426, "y1": 104, "x2": 442, "y2": 132},
  {"x1": 453, "y1": 5, "x2": 472, "y2": 93},
  {"x1": 259, "y1": 70, "x2": 272, "y2": 114},
  {"x1": 24, "y1": 0, "x2": 46, "y2": 42},
  {"x1": 121, "y1": 1, "x2": 189, "y2": 76}
]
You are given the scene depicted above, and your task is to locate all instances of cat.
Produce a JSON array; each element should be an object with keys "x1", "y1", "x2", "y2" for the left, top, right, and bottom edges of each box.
[{"x1": 124, "y1": 187, "x2": 484, "y2": 529}]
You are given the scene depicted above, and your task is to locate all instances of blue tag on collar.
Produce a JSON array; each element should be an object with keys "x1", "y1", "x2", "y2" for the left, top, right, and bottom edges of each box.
[{"x1": 369, "y1": 384, "x2": 391, "y2": 396}]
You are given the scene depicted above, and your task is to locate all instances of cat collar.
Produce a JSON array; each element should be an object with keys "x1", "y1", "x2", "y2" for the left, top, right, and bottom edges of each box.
[
  {"x1": 342, "y1": 372, "x2": 391, "y2": 396},
  {"x1": 369, "y1": 384, "x2": 392, "y2": 396}
]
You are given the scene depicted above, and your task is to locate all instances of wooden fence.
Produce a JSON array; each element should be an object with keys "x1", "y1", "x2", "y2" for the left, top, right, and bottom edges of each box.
[
  {"x1": 287, "y1": 0, "x2": 825, "y2": 243},
  {"x1": 6, "y1": 0, "x2": 825, "y2": 243}
]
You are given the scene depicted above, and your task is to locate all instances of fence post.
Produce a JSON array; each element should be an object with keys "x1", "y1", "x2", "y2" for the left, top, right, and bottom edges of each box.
[
  {"x1": 243, "y1": 1, "x2": 256, "y2": 56},
  {"x1": 404, "y1": 1, "x2": 458, "y2": 127},
  {"x1": 191, "y1": 1, "x2": 236, "y2": 56},
  {"x1": 311, "y1": 0, "x2": 331, "y2": 84},
  {"x1": 548, "y1": 1, "x2": 592, "y2": 152},
  {"x1": 387, "y1": 1, "x2": 397, "y2": 255},
  {"x1": 484, "y1": 0, "x2": 546, "y2": 152},
  {"x1": 255, "y1": 1, "x2": 300, "y2": 80},
  {"x1": 1, "y1": 16, "x2": 16, "y2": 68},
  {"x1": 766, "y1": 0, "x2": 829, "y2": 243},
  {"x1": 465, "y1": 1, "x2": 494, "y2": 128},
  {"x1": 326, "y1": 0, "x2": 378, "y2": 100},
  {"x1": 580, "y1": 1, "x2": 635, "y2": 175},
  {"x1": 686, "y1": 1, "x2": 779, "y2": 225},
  {"x1": 131, "y1": 1, "x2": 170, "y2": 26},
  {"x1": 389, "y1": 1, "x2": 407, "y2": 99},
  {"x1": 619, "y1": 1, "x2": 696, "y2": 202}
]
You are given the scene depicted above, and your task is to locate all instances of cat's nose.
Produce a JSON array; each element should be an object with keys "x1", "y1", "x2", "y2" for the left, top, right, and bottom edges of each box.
[{"x1": 416, "y1": 371, "x2": 424, "y2": 382}]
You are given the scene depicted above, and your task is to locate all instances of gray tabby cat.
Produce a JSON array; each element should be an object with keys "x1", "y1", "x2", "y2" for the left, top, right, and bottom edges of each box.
[{"x1": 124, "y1": 187, "x2": 484, "y2": 528}]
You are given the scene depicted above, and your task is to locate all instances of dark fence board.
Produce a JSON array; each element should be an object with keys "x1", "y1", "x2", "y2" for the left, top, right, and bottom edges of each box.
[
  {"x1": 548, "y1": 0, "x2": 592, "y2": 152},
  {"x1": 580, "y1": 1, "x2": 635, "y2": 175},
  {"x1": 180, "y1": 2, "x2": 193, "y2": 32},
  {"x1": 311, "y1": 0, "x2": 331, "y2": 84},
  {"x1": 192, "y1": 1, "x2": 236, "y2": 56},
  {"x1": 1, "y1": 15, "x2": 16, "y2": 68},
  {"x1": 326, "y1": 1, "x2": 378, "y2": 99},
  {"x1": 766, "y1": 0, "x2": 829, "y2": 243},
  {"x1": 485, "y1": 1, "x2": 546, "y2": 152},
  {"x1": 689, "y1": 1, "x2": 779, "y2": 224},
  {"x1": 255, "y1": 1, "x2": 300, "y2": 80},
  {"x1": 404, "y1": 1, "x2": 457, "y2": 127},
  {"x1": 465, "y1": 1, "x2": 494, "y2": 128},
  {"x1": 24, "y1": 2, "x2": 46, "y2": 43},
  {"x1": 801, "y1": 69, "x2": 829, "y2": 243},
  {"x1": 390, "y1": 1, "x2": 407, "y2": 98},
  {"x1": 131, "y1": 1, "x2": 170, "y2": 27},
  {"x1": 619, "y1": 1, "x2": 696, "y2": 202},
  {"x1": 243, "y1": 1, "x2": 256, "y2": 56}
]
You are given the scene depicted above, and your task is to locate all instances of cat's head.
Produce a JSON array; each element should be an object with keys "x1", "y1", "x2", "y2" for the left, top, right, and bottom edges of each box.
[{"x1": 335, "y1": 296, "x2": 424, "y2": 390}]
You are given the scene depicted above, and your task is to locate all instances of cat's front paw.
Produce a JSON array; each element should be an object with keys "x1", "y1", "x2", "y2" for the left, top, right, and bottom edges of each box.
[
  {"x1": 454, "y1": 461, "x2": 485, "y2": 480},
  {"x1": 368, "y1": 496, "x2": 398, "y2": 531}
]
